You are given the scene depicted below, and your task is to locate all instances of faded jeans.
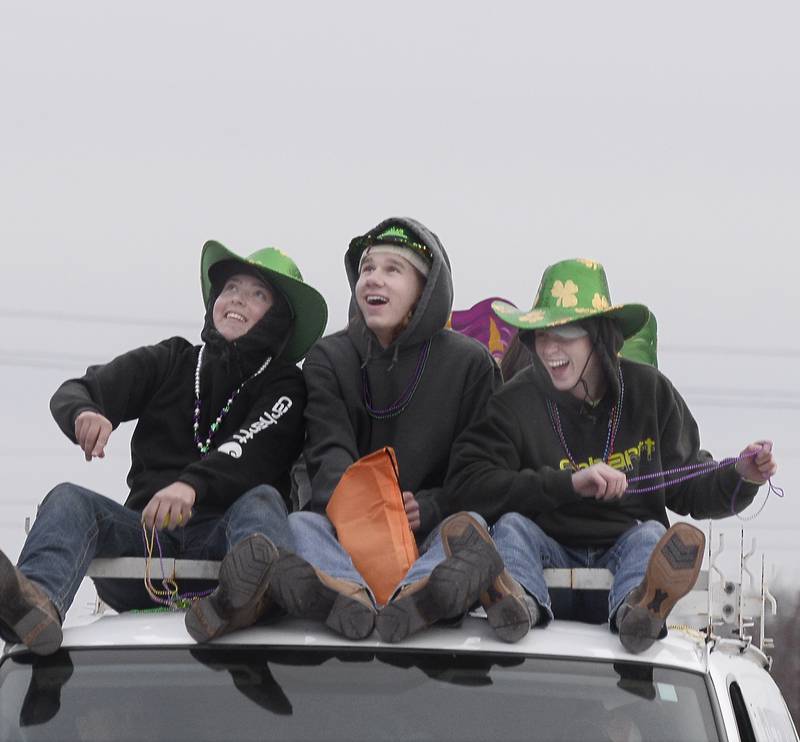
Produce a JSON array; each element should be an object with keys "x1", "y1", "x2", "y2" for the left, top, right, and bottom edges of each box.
[
  {"x1": 288, "y1": 511, "x2": 488, "y2": 606},
  {"x1": 491, "y1": 512, "x2": 666, "y2": 626},
  {"x1": 15, "y1": 482, "x2": 292, "y2": 621}
]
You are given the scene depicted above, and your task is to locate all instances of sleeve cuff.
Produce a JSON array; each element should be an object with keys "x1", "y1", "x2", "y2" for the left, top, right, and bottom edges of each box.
[
  {"x1": 177, "y1": 473, "x2": 208, "y2": 504},
  {"x1": 417, "y1": 496, "x2": 442, "y2": 542}
]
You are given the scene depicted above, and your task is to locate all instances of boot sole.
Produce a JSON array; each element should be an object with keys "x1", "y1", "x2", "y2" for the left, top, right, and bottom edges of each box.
[
  {"x1": 482, "y1": 571, "x2": 531, "y2": 643},
  {"x1": 442, "y1": 513, "x2": 530, "y2": 641},
  {"x1": 0, "y1": 552, "x2": 62, "y2": 656},
  {"x1": 375, "y1": 576, "x2": 443, "y2": 643},
  {"x1": 185, "y1": 534, "x2": 277, "y2": 643},
  {"x1": 618, "y1": 523, "x2": 705, "y2": 653},
  {"x1": 325, "y1": 593, "x2": 375, "y2": 640},
  {"x1": 376, "y1": 516, "x2": 504, "y2": 643},
  {"x1": 270, "y1": 552, "x2": 375, "y2": 640}
]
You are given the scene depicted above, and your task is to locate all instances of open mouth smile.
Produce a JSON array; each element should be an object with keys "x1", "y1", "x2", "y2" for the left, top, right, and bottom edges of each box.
[
  {"x1": 365, "y1": 295, "x2": 389, "y2": 306},
  {"x1": 225, "y1": 311, "x2": 247, "y2": 323}
]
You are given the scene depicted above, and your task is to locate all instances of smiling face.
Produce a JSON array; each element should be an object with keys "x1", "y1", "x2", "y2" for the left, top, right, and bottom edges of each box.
[
  {"x1": 355, "y1": 250, "x2": 426, "y2": 348},
  {"x1": 533, "y1": 326, "x2": 605, "y2": 400},
  {"x1": 212, "y1": 273, "x2": 274, "y2": 341}
]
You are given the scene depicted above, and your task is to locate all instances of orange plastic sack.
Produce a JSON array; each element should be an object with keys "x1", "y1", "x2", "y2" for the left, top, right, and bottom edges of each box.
[{"x1": 325, "y1": 447, "x2": 419, "y2": 605}]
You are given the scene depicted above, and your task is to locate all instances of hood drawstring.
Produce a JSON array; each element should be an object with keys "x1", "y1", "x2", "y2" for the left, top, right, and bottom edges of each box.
[
  {"x1": 360, "y1": 331, "x2": 374, "y2": 370},
  {"x1": 387, "y1": 344, "x2": 400, "y2": 372}
]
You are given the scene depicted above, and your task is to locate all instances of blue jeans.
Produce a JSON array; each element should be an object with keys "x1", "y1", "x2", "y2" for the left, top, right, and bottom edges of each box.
[
  {"x1": 16, "y1": 482, "x2": 292, "y2": 620},
  {"x1": 491, "y1": 513, "x2": 666, "y2": 625},
  {"x1": 288, "y1": 511, "x2": 488, "y2": 606}
]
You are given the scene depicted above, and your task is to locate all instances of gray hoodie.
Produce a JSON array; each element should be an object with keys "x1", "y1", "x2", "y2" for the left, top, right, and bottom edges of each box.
[{"x1": 302, "y1": 217, "x2": 501, "y2": 539}]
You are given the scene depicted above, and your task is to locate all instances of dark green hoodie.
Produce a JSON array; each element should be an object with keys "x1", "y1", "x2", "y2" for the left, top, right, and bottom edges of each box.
[
  {"x1": 445, "y1": 324, "x2": 759, "y2": 548},
  {"x1": 302, "y1": 217, "x2": 501, "y2": 540}
]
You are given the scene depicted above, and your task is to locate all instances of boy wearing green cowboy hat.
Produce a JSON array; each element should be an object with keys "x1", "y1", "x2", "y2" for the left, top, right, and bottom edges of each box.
[
  {"x1": 469, "y1": 302, "x2": 659, "y2": 383},
  {"x1": 446, "y1": 258, "x2": 777, "y2": 652},
  {"x1": 0, "y1": 241, "x2": 327, "y2": 655}
]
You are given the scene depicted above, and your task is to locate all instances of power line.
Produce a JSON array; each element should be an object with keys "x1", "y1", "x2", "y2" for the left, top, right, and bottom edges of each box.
[
  {"x1": 0, "y1": 308, "x2": 196, "y2": 330},
  {"x1": 690, "y1": 398, "x2": 800, "y2": 410},
  {"x1": 662, "y1": 344, "x2": 800, "y2": 359},
  {"x1": 0, "y1": 350, "x2": 99, "y2": 371},
  {"x1": 682, "y1": 386, "x2": 800, "y2": 400},
  {"x1": 0, "y1": 309, "x2": 796, "y2": 356},
  {"x1": 2, "y1": 309, "x2": 799, "y2": 359}
]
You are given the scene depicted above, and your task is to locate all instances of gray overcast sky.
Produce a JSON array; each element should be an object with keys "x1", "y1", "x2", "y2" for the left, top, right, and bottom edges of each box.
[{"x1": 1, "y1": 1, "x2": 798, "y2": 617}]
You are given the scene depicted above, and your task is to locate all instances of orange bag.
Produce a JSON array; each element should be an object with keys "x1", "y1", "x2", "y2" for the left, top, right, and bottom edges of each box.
[{"x1": 325, "y1": 447, "x2": 419, "y2": 605}]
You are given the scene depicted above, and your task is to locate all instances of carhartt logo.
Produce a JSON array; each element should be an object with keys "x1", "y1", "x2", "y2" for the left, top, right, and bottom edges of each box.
[
  {"x1": 218, "y1": 396, "x2": 294, "y2": 454},
  {"x1": 218, "y1": 441, "x2": 243, "y2": 458},
  {"x1": 559, "y1": 438, "x2": 656, "y2": 473}
]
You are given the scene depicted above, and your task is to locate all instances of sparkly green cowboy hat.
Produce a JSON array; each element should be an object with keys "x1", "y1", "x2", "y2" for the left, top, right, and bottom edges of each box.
[
  {"x1": 620, "y1": 313, "x2": 658, "y2": 367},
  {"x1": 201, "y1": 240, "x2": 328, "y2": 363},
  {"x1": 492, "y1": 258, "x2": 650, "y2": 339}
]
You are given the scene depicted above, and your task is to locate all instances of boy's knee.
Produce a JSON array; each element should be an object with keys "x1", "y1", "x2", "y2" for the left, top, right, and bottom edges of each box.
[
  {"x1": 638, "y1": 520, "x2": 667, "y2": 546},
  {"x1": 230, "y1": 485, "x2": 287, "y2": 517},
  {"x1": 288, "y1": 511, "x2": 331, "y2": 538},
  {"x1": 40, "y1": 482, "x2": 89, "y2": 512},
  {"x1": 493, "y1": 512, "x2": 543, "y2": 540}
]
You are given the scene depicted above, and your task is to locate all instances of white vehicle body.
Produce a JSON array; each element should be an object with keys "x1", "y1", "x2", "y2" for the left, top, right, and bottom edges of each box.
[{"x1": 2, "y1": 547, "x2": 797, "y2": 742}]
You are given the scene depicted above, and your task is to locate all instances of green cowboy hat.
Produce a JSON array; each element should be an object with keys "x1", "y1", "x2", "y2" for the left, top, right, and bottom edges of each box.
[
  {"x1": 201, "y1": 240, "x2": 328, "y2": 363},
  {"x1": 492, "y1": 258, "x2": 650, "y2": 339},
  {"x1": 620, "y1": 313, "x2": 658, "y2": 367}
]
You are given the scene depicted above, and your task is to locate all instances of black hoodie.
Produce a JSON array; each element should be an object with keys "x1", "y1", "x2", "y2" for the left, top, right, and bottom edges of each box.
[
  {"x1": 445, "y1": 324, "x2": 759, "y2": 548},
  {"x1": 302, "y1": 217, "x2": 501, "y2": 540},
  {"x1": 50, "y1": 284, "x2": 307, "y2": 514}
]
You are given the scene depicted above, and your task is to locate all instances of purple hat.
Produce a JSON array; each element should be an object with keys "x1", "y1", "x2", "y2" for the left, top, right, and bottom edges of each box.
[{"x1": 448, "y1": 297, "x2": 519, "y2": 360}]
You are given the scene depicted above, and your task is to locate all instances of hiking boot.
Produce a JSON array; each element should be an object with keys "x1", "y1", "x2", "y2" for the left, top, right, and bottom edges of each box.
[
  {"x1": 616, "y1": 522, "x2": 705, "y2": 654},
  {"x1": 269, "y1": 550, "x2": 375, "y2": 640},
  {"x1": 440, "y1": 512, "x2": 533, "y2": 643},
  {"x1": 0, "y1": 548, "x2": 62, "y2": 656},
  {"x1": 376, "y1": 512, "x2": 504, "y2": 643},
  {"x1": 185, "y1": 534, "x2": 278, "y2": 642}
]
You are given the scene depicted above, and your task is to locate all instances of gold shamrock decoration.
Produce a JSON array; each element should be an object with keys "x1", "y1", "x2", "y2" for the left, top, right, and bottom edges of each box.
[
  {"x1": 551, "y1": 279, "x2": 579, "y2": 308},
  {"x1": 592, "y1": 293, "x2": 610, "y2": 310},
  {"x1": 518, "y1": 309, "x2": 546, "y2": 323}
]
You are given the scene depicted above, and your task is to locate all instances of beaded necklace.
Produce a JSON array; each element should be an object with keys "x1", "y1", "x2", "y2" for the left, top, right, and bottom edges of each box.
[
  {"x1": 624, "y1": 450, "x2": 784, "y2": 522},
  {"x1": 142, "y1": 525, "x2": 212, "y2": 610},
  {"x1": 193, "y1": 344, "x2": 272, "y2": 455},
  {"x1": 546, "y1": 365, "x2": 624, "y2": 470},
  {"x1": 362, "y1": 340, "x2": 431, "y2": 420}
]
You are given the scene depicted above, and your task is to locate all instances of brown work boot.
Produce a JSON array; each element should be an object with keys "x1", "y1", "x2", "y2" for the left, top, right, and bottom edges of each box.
[
  {"x1": 269, "y1": 550, "x2": 375, "y2": 640},
  {"x1": 441, "y1": 512, "x2": 533, "y2": 643},
  {"x1": 480, "y1": 571, "x2": 538, "y2": 643},
  {"x1": 616, "y1": 523, "x2": 705, "y2": 654},
  {"x1": 375, "y1": 576, "x2": 440, "y2": 643},
  {"x1": 376, "y1": 512, "x2": 505, "y2": 643},
  {"x1": 0, "y1": 548, "x2": 62, "y2": 656},
  {"x1": 185, "y1": 534, "x2": 278, "y2": 642}
]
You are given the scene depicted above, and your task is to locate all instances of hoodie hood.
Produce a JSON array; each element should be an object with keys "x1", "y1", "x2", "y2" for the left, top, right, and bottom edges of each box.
[
  {"x1": 344, "y1": 217, "x2": 454, "y2": 363},
  {"x1": 200, "y1": 279, "x2": 294, "y2": 380},
  {"x1": 525, "y1": 317, "x2": 624, "y2": 416}
]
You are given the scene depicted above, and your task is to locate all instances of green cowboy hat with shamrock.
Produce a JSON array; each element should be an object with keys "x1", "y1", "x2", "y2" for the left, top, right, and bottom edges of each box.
[{"x1": 492, "y1": 258, "x2": 650, "y2": 340}]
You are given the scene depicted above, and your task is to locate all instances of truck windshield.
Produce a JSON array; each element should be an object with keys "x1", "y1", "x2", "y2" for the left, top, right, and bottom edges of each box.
[{"x1": 0, "y1": 646, "x2": 720, "y2": 741}]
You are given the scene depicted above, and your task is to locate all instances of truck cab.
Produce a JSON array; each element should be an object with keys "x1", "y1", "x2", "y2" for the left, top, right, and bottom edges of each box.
[{"x1": 1, "y1": 530, "x2": 797, "y2": 741}]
